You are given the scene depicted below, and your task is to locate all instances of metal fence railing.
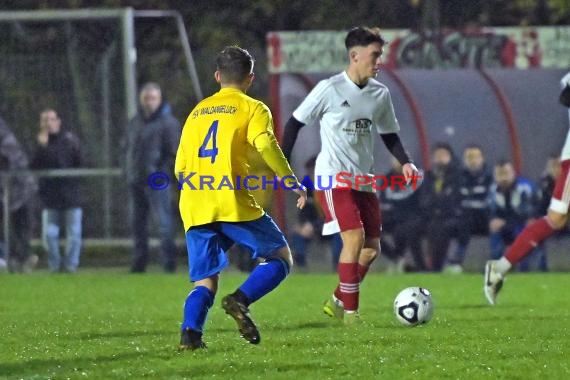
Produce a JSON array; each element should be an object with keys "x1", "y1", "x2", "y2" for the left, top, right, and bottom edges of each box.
[{"x1": 1, "y1": 168, "x2": 122, "y2": 263}]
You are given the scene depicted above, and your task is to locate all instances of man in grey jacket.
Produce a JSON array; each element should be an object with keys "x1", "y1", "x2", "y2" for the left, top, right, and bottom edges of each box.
[
  {"x1": 125, "y1": 83, "x2": 181, "y2": 273},
  {"x1": 0, "y1": 116, "x2": 37, "y2": 273}
]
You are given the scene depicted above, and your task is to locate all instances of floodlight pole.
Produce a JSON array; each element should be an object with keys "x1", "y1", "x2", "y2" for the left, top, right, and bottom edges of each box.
[
  {"x1": 2, "y1": 176, "x2": 9, "y2": 266},
  {"x1": 122, "y1": 8, "x2": 138, "y2": 120}
]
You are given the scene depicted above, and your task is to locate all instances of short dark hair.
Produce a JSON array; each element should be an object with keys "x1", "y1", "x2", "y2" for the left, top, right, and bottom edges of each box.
[
  {"x1": 40, "y1": 108, "x2": 59, "y2": 118},
  {"x1": 140, "y1": 82, "x2": 161, "y2": 94},
  {"x1": 495, "y1": 158, "x2": 512, "y2": 168},
  {"x1": 431, "y1": 141, "x2": 454, "y2": 156},
  {"x1": 216, "y1": 46, "x2": 254, "y2": 84},
  {"x1": 345, "y1": 27, "x2": 385, "y2": 50},
  {"x1": 463, "y1": 144, "x2": 484, "y2": 153}
]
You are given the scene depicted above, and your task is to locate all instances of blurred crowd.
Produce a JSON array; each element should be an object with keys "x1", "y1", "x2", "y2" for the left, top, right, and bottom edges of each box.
[
  {"x1": 0, "y1": 82, "x2": 566, "y2": 275},
  {"x1": 0, "y1": 82, "x2": 181, "y2": 274},
  {"x1": 290, "y1": 143, "x2": 566, "y2": 274}
]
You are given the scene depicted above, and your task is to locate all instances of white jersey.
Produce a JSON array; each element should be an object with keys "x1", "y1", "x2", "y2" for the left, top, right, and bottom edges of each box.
[
  {"x1": 293, "y1": 71, "x2": 400, "y2": 192},
  {"x1": 561, "y1": 72, "x2": 570, "y2": 161}
]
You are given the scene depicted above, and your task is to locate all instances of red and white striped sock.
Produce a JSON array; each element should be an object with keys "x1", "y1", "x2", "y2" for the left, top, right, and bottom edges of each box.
[
  {"x1": 334, "y1": 263, "x2": 370, "y2": 300},
  {"x1": 334, "y1": 263, "x2": 359, "y2": 311}
]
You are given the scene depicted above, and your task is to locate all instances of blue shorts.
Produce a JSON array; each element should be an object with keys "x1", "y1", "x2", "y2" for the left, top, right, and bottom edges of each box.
[{"x1": 185, "y1": 214, "x2": 288, "y2": 281}]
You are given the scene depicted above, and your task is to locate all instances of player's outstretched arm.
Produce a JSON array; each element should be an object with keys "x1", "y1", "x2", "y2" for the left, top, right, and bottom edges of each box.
[
  {"x1": 252, "y1": 131, "x2": 307, "y2": 209},
  {"x1": 281, "y1": 117, "x2": 305, "y2": 161},
  {"x1": 560, "y1": 84, "x2": 570, "y2": 108},
  {"x1": 293, "y1": 186, "x2": 307, "y2": 209},
  {"x1": 560, "y1": 72, "x2": 570, "y2": 107},
  {"x1": 402, "y1": 162, "x2": 420, "y2": 185},
  {"x1": 380, "y1": 133, "x2": 418, "y2": 184},
  {"x1": 246, "y1": 103, "x2": 307, "y2": 207}
]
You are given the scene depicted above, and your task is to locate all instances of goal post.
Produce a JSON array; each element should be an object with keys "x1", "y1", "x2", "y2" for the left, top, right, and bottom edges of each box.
[
  {"x1": 0, "y1": 7, "x2": 138, "y2": 119},
  {"x1": 0, "y1": 8, "x2": 203, "y2": 265}
]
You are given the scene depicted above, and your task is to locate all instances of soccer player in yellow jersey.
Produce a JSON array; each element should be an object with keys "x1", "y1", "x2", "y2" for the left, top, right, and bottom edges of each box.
[{"x1": 176, "y1": 46, "x2": 307, "y2": 350}]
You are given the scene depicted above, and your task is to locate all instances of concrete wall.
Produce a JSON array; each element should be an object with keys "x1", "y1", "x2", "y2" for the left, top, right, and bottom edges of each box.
[{"x1": 298, "y1": 235, "x2": 570, "y2": 273}]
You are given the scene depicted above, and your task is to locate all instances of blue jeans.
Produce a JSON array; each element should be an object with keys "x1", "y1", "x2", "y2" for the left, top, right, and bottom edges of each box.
[
  {"x1": 518, "y1": 243, "x2": 548, "y2": 272},
  {"x1": 489, "y1": 225, "x2": 548, "y2": 272},
  {"x1": 290, "y1": 233, "x2": 309, "y2": 267},
  {"x1": 489, "y1": 226, "x2": 523, "y2": 260},
  {"x1": 329, "y1": 233, "x2": 343, "y2": 271},
  {"x1": 42, "y1": 208, "x2": 83, "y2": 272},
  {"x1": 130, "y1": 185, "x2": 177, "y2": 272}
]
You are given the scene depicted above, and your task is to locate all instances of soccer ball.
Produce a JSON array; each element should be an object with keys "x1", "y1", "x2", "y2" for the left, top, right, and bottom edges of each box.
[{"x1": 393, "y1": 287, "x2": 434, "y2": 326}]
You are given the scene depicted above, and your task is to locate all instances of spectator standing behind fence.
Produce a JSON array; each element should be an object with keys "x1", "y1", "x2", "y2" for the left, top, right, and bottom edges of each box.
[
  {"x1": 445, "y1": 145, "x2": 493, "y2": 273},
  {"x1": 124, "y1": 82, "x2": 181, "y2": 273},
  {"x1": 419, "y1": 142, "x2": 462, "y2": 272},
  {"x1": 488, "y1": 160, "x2": 547, "y2": 271},
  {"x1": 31, "y1": 109, "x2": 83, "y2": 273},
  {"x1": 0, "y1": 116, "x2": 37, "y2": 273},
  {"x1": 538, "y1": 155, "x2": 561, "y2": 216},
  {"x1": 379, "y1": 157, "x2": 426, "y2": 272}
]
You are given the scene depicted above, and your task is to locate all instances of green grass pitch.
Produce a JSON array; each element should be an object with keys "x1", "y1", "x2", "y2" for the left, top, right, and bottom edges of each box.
[{"x1": 1, "y1": 270, "x2": 569, "y2": 379}]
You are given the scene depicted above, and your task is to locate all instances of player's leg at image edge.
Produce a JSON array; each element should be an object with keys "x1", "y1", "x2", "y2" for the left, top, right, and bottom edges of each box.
[
  {"x1": 223, "y1": 255, "x2": 291, "y2": 344},
  {"x1": 484, "y1": 215, "x2": 564, "y2": 305},
  {"x1": 485, "y1": 159, "x2": 570, "y2": 305}
]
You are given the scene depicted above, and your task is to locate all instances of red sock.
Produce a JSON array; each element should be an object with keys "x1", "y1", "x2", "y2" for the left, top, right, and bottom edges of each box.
[
  {"x1": 334, "y1": 284, "x2": 342, "y2": 301},
  {"x1": 505, "y1": 217, "x2": 556, "y2": 264},
  {"x1": 334, "y1": 263, "x2": 359, "y2": 311},
  {"x1": 334, "y1": 264, "x2": 371, "y2": 302},
  {"x1": 357, "y1": 263, "x2": 370, "y2": 282}
]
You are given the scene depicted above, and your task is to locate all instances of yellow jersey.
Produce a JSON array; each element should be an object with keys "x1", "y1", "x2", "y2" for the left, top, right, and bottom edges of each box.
[{"x1": 175, "y1": 87, "x2": 295, "y2": 231}]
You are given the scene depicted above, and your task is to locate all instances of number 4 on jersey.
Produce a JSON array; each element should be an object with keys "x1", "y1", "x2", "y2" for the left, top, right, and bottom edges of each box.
[{"x1": 198, "y1": 120, "x2": 219, "y2": 163}]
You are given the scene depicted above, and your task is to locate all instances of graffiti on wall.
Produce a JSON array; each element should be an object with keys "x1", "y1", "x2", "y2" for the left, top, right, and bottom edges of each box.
[
  {"x1": 384, "y1": 29, "x2": 537, "y2": 69},
  {"x1": 268, "y1": 27, "x2": 570, "y2": 73}
]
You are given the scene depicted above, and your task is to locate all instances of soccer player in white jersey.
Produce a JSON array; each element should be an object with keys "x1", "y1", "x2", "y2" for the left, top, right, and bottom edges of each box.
[
  {"x1": 485, "y1": 71, "x2": 570, "y2": 305},
  {"x1": 282, "y1": 27, "x2": 418, "y2": 323}
]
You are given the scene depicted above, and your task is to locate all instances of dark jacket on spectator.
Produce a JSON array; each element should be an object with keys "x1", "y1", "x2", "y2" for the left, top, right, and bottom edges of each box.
[
  {"x1": 0, "y1": 116, "x2": 37, "y2": 211},
  {"x1": 31, "y1": 130, "x2": 83, "y2": 209},
  {"x1": 380, "y1": 168, "x2": 422, "y2": 224},
  {"x1": 489, "y1": 177, "x2": 539, "y2": 229},
  {"x1": 124, "y1": 102, "x2": 181, "y2": 185},
  {"x1": 459, "y1": 166, "x2": 493, "y2": 215},
  {"x1": 419, "y1": 163, "x2": 462, "y2": 219},
  {"x1": 538, "y1": 173, "x2": 555, "y2": 215}
]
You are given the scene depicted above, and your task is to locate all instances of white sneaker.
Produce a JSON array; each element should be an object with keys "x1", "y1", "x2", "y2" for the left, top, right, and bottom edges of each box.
[
  {"x1": 22, "y1": 254, "x2": 39, "y2": 274},
  {"x1": 444, "y1": 264, "x2": 463, "y2": 274},
  {"x1": 484, "y1": 260, "x2": 504, "y2": 305},
  {"x1": 395, "y1": 258, "x2": 406, "y2": 274},
  {"x1": 385, "y1": 258, "x2": 405, "y2": 275}
]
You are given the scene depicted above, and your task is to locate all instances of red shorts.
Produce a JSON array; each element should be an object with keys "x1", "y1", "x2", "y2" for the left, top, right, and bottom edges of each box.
[
  {"x1": 315, "y1": 188, "x2": 381, "y2": 238},
  {"x1": 549, "y1": 159, "x2": 570, "y2": 214}
]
